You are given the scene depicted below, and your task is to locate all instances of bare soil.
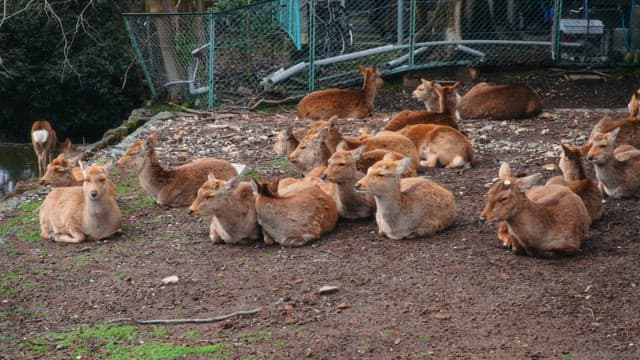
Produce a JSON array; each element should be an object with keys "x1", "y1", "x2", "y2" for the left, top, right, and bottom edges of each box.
[{"x1": 1, "y1": 67, "x2": 639, "y2": 359}]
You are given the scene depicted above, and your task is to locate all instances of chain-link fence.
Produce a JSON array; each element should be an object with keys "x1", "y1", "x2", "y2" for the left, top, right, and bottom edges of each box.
[{"x1": 124, "y1": 0, "x2": 640, "y2": 109}]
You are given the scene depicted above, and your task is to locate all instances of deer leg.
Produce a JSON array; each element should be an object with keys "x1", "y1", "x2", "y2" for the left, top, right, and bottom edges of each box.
[{"x1": 262, "y1": 230, "x2": 274, "y2": 245}]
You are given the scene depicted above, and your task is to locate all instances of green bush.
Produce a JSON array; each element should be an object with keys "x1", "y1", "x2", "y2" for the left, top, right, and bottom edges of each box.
[{"x1": 0, "y1": 1, "x2": 145, "y2": 143}]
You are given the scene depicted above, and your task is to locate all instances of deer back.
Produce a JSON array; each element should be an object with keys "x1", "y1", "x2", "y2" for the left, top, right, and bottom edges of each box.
[
  {"x1": 458, "y1": 83, "x2": 542, "y2": 120},
  {"x1": 398, "y1": 124, "x2": 473, "y2": 168}
]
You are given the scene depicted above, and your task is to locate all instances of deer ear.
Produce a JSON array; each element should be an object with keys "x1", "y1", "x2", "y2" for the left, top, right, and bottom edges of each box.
[
  {"x1": 208, "y1": 173, "x2": 217, "y2": 181},
  {"x1": 560, "y1": 143, "x2": 570, "y2": 156},
  {"x1": 580, "y1": 142, "x2": 593, "y2": 154},
  {"x1": 224, "y1": 176, "x2": 241, "y2": 191},
  {"x1": 608, "y1": 127, "x2": 621, "y2": 143},
  {"x1": 452, "y1": 81, "x2": 461, "y2": 90},
  {"x1": 250, "y1": 178, "x2": 260, "y2": 193},
  {"x1": 79, "y1": 161, "x2": 87, "y2": 177},
  {"x1": 145, "y1": 133, "x2": 157, "y2": 149},
  {"x1": 357, "y1": 65, "x2": 366, "y2": 74},
  {"x1": 351, "y1": 145, "x2": 367, "y2": 160},
  {"x1": 516, "y1": 173, "x2": 542, "y2": 192},
  {"x1": 103, "y1": 159, "x2": 113, "y2": 171},
  {"x1": 395, "y1": 157, "x2": 411, "y2": 175},
  {"x1": 382, "y1": 151, "x2": 396, "y2": 161},
  {"x1": 498, "y1": 162, "x2": 512, "y2": 180}
]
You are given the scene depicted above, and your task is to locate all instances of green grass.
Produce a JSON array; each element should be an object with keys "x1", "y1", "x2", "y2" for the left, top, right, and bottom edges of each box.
[
  {"x1": 417, "y1": 334, "x2": 427, "y2": 342},
  {"x1": 20, "y1": 324, "x2": 233, "y2": 359},
  {"x1": 241, "y1": 169, "x2": 261, "y2": 180},
  {"x1": 241, "y1": 330, "x2": 273, "y2": 344},
  {"x1": 1, "y1": 200, "x2": 43, "y2": 244},
  {"x1": 184, "y1": 330, "x2": 201, "y2": 340}
]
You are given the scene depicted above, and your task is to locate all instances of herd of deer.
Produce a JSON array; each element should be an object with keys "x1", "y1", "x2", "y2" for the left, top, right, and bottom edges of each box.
[{"x1": 31, "y1": 65, "x2": 640, "y2": 257}]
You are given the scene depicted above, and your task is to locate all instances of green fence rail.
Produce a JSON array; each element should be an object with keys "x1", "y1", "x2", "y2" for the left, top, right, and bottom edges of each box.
[{"x1": 123, "y1": 0, "x2": 640, "y2": 109}]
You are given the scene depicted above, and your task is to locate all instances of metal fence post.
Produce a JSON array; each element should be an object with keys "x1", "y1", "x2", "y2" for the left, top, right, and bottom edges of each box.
[
  {"x1": 408, "y1": 0, "x2": 416, "y2": 68},
  {"x1": 552, "y1": 0, "x2": 563, "y2": 60},
  {"x1": 124, "y1": 16, "x2": 157, "y2": 99},
  {"x1": 308, "y1": 0, "x2": 316, "y2": 92},
  {"x1": 208, "y1": 13, "x2": 215, "y2": 109}
]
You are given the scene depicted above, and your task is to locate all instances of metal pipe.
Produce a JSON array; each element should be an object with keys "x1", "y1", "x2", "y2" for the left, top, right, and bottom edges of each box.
[{"x1": 456, "y1": 44, "x2": 486, "y2": 57}]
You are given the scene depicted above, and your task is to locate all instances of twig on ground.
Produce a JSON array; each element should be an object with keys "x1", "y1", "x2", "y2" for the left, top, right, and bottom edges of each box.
[
  {"x1": 107, "y1": 308, "x2": 261, "y2": 325},
  {"x1": 167, "y1": 102, "x2": 214, "y2": 116},
  {"x1": 320, "y1": 249, "x2": 343, "y2": 258},
  {"x1": 250, "y1": 96, "x2": 296, "y2": 110},
  {"x1": 581, "y1": 306, "x2": 595, "y2": 320}
]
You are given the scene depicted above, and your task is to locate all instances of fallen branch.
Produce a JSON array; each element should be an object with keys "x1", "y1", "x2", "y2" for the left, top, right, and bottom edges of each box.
[
  {"x1": 108, "y1": 308, "x2": 261, "y2": 325},
  {"x1": 167, "y1": 102, "x2": 214, "y2": 116},
  {"x1": 250, "y1": 96, "x2": 296, "y2": 110}
]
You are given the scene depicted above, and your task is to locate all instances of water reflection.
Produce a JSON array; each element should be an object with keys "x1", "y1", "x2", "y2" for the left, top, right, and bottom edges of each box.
[{"x1": 0, "y1": 144, "x2": 38, "y2": 197}]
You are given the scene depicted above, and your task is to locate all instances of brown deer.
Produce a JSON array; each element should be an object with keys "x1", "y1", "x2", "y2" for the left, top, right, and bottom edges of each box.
[
  {"x1": 398, "y1": 124, "x2": 473, "y2": 169},
  {"x1": 385, "y1": 82, "x2": 460, "y2": 131},
  {"x1": 354, "y1": 154, "x2": 457, "y2": 240},
  {"x1": 31, "y1": 120, "x2": 58, "y2": 178},
  {"x1": 412, "y1": 81, "x2": 542, "y2": 120},
  {"x1": 252, "y1": 179, "x2": 338, "y2": 247},
  {"x1": 628, "y1": 87, "x2": 640, "y2": 118},
  {"x1": 586, "y1": 128, "x2": 640, "y2": 198},
  {"x1": 39, "y1": 153, "x2": 118, "y2": 199},
  {"x1": 188, "y1": 175, "x2": 260, "y2": 245},
  {"x1": 320, "y1": 146, "x2": 376, "y2": 219},
  {"x1": 480, "y1": 163, "x2": 590, "y2": 257},
  {"x1": 297, "y1": 65, "x2": 380, "y2": 120},
  {"x1": 39, "y1": 161, "x2": 122, "y2": 243},
  {"x1": 116, "y1": 132, "x2": 238, "y2": 207},
  {"x1": 588, "y1": 115, "x2": 640, "y2": 149},
  {"x1": 546, "y1": 144, "x2": 603, "y2": 223}
]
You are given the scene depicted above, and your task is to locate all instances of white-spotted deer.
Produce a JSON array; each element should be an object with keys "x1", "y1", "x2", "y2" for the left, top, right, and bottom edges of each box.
[
  {"x1": 354, "y1": 154, "x2": 456, "y2": 240},
  {"x1": 252, "y1": 178, "x2": 338, "y2": 247},
  {"x1": 188, "y1": 175, "x2": 260, "y2": 245},
  {"x1": 297, "y1": 65, "x2": 380, "y2": 120},
  {"x1": 413, "y1": 81, "x2": 542, "y2": 120},
  {"x1": 320, "y1": 146, "x2": 376, "y2": 219},
  {"x1": 480, "y1": 163, "x2": 590, "y2": 257},
  {"x1": 31, "y1": 120, "x2": 58, "y2": 178},
  {"x1": 39, "y1": 161, "x2": 122, "y2": 243},
  {"x1": 116, "y1": 132, "x2": 238, "y2": 207},
  {"x1": 385, "y1": 82, "x2": 460, "y2": 131},
  {"x1": 586, "y1": 128, "x2": 640, "y2": 198}
]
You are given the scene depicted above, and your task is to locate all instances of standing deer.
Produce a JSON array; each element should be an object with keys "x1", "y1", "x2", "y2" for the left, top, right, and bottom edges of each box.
[
  {"x1": 31, "y1": 120, "x2": 58, "y2": 177},
  {"x1": 480, "y1": 163, "x2": 590, "y2": 257},
  {"x1": 354, "y1": 154, "x2": 457, "y2": 240},
  {"x1": 39, "y1": 161, "x2": 122, "y2": 243},
  {"x1": 116, "y1": 132, "x2": 238, "y2": 207}
]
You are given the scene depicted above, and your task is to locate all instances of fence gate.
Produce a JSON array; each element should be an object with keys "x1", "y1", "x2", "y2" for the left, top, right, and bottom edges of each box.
[{"x1": 124, "y1": 0, "x2": 639, "y2": 109}]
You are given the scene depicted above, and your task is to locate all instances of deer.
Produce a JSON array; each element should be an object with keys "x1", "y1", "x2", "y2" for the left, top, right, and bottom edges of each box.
[
  {"x1": 412, "y1": 80, "x2": 542, "y2": 120},
  {"x1": 39, "y1": 161, "x2": 122, "y2": 243},
  {"x1": 274, "y1": 118, "x2": 346, "y2": 158},
  {"x1": 546, "y1": 144, "x2": 603, "y2": 223},
  {"x1": 188, "y1": 175, "x2": 260, "y2": 245},
  {"x1": 251, "y1": 178, "x2": 338, "y2": 247},
  {"x1": 288, "y1": 118, "x2": 419, "y2": 174},
  {"x1": 398, "y1": 123, "x2": 473, "y2": 169},
  {"x1": 31, "y1": 120, "x2": 58, "y2": 178},
  {"x1": 40, "y1": 153, "x2": 118, "y2": 199},
  {"x1": 297, "y1": 65, "x2": 380, "y2": 120},
  {"x1": 628, "y1": 87, "x2": 640, "y2": 118},
  {"x1": 480, "y1": 163, "x2": 590, "y2": 257},
  {"x1": 588, "y1": 115, "x2": 640, "y2": 149},
  {"x1": 385, "y1": 82, "x2": 461, "y2": 131},
  {"x1": 585, "y1": 128, "x2": 640, "y2": 198},
  {"x1": 354, "y1": 154, "x2": 457, "y2": 240},
  {"x1": 320, "y1": 146, "x2": 376, "y2": 219},
  {"x1": 116, "y1": 132, "x2": 238, "y2": 207}
]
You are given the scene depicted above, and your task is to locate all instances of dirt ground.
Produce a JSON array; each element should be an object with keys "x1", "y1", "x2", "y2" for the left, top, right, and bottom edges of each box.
[{"x1": 1, "y1": 67, "x2": 639, "y2": 359}]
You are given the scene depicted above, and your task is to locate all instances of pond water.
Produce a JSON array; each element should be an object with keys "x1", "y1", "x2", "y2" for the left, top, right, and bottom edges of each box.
[{"x1": 0, "y1": 144, "x2": 38, "y2": 198}]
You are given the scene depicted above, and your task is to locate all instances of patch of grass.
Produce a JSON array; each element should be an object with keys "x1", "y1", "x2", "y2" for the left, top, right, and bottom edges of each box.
[
  {"x1": 417, "y1": 334, "x2": 427, "y2": 342},
  {"x1": 112, "y1": 271, "x2": 126, "y2": 280},
  {"x1": 241, "y1": 330, "x2": 273, "y2": 344},
  {"x1": 21, "y1": 324, "x2": 233, "y2": 359},
  {"x1": 382, "y1": 329, "x2": 394, "y2": 337},
  {"x1": 357, "y1": 302, "x2": 368, "y2": 309},
  {"x1": 275, "y1": 340, "x2": 285, "y2": 348},
  {"x1": 1, "y1": 200, "x2": 43, "y2": 244},
  {"x1": 72, "y1": 253, "x2": 104, "y2": 268},
  {"x1": 184, "y1": 330, "x2": 201, "y2": 340},
  {"x1": 241, "y1": 169, "x2": 261, "y2": 180}
]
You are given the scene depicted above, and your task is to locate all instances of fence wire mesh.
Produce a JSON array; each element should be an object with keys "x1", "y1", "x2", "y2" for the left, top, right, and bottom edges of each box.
[{"x1": 124, "y1": 0, "x2": 639, "y2": 109}]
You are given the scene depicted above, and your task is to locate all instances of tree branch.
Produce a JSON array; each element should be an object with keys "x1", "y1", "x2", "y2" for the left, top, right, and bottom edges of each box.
[{"x1": 107, "y1": 308, "x2": 261, "y2": 325}]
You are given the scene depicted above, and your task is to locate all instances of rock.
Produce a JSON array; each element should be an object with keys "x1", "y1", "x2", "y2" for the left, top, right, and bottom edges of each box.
[
  {"x1": 161, "y1": 275, "x2": 179, "y2": 285},
  {"x1": 318, "y1": 285, "x2": 339, "y2": 294}
]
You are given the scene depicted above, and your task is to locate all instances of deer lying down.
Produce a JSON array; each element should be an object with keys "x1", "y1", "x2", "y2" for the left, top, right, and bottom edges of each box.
[
  {"x1": 273, "y1": 119, "x2": 344, "y2": 157},
  {"x1": 354, "y1": 154, "x2": 456, "y2": 240},
  {"x1": 40, "y1": 153, "x2": 118, "y2": 199},
  {"x1": 39, "y1": 161, "x2": 122, "y2": 243},
  {"x1": 588, "y1": 115, "x2": 640, "y2": 149},
  {"x1": 116, "y1": 132, "x2": 238, "y2": 207},
  {"x1": 481, "y1": 163, "x2": 590, "y2": 257},
  {"x1": 297, "y1": 65, "x2": 380, "y2": 120},
  {"x1": 252, "y1": 179, "x2": 338, "y2": 247},
  {"x1": 320, "y1": 147, "x2": 376, "y2": 219},
  {"x1": 546, "y1": 144, "x2": 603, "y2": 223},
  {"x1": 412, "y1": 80, "x2": 542, "y2": 120},
  {"x1": 586, "y1": 128, "x2": 640, "y2": 198},
  {"x1": 188, "y1": 175, "x2": 260, "y2": 245},
  {"x1": 352, "y1": 148, "x2": 417, "y2": 177},
  {"x1": 385, "y1": 82, "x2": 461, "y2": 131},
  {"x1": 398, "y1": 124, "x2": 473, "y2": 169},
  {"x1": 288, "y1": 119, "x2": 419, "y2": 173}
]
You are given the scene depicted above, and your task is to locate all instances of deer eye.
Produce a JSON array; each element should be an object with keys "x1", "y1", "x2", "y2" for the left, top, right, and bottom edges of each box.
[{"x1": 498, "y1": 196, "x2": 509, "y2": 202}]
